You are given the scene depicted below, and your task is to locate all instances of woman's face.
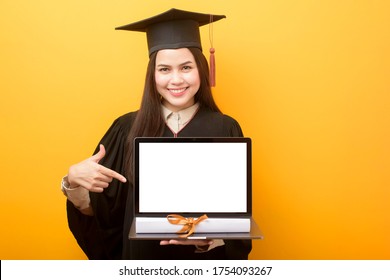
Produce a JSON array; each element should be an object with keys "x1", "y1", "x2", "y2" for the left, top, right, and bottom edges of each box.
[{"x1": 155, "y1": 48, "x2": 201, "y2": 112}]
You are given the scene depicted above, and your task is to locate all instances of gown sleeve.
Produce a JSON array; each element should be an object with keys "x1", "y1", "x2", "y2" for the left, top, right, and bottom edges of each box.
[{"x1": 66, "y1": 112, "x2": 135, "y2": 259}]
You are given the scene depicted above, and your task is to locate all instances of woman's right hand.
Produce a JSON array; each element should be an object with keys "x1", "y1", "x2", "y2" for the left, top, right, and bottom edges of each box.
[{"x1": 67, "y1": 144, "x2": 127, "y2": 193}]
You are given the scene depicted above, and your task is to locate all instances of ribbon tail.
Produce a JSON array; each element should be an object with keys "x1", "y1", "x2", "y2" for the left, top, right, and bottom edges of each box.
[
  {"x1": 178, "y1": 226, "x2": 195, "y2": 238},
  {"x1": 177, "y1": 224, "x2": 191, "y2": 234}
]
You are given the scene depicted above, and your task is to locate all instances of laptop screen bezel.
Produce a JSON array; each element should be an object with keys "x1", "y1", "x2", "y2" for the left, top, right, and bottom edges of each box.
[{"x1": 133, "y1": 137, "x2": 252, "y2": 218}]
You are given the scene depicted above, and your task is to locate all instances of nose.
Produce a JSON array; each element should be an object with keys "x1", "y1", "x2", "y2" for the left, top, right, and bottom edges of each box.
[{"x1": 170, "y1": 70, "x2": 184, "y2": 84}]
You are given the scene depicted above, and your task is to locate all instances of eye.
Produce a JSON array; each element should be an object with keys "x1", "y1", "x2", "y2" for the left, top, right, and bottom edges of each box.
[
  {"x1": 157, "y1": 67, "x2": 169, "y2": 72},
  {"x1": 182, "y1": 65, "x2": 192, "y2": 71}
]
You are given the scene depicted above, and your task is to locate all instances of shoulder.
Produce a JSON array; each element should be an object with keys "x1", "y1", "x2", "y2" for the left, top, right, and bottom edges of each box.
[
  {"x1": 196, "y1": 107, "x2": 244, "y2": 137},
  {"x1": 98, "y1": 111, "x2": 138, "y2": 144},
  {"x1": 107, "y1": 111, "x2": 138, "y2": 133},
  {"x1": 113, "y1": 111, "x2": 138, "y2": 127},
  {"x1": 221, "y1": 113, "x2": 244, "y2": 137},
  {"x1": 199, "y1": 107, "x2": 240, "y2": 125},
  {"x1": 220, "y1": 113, "x2": 240, "y2": 126}
]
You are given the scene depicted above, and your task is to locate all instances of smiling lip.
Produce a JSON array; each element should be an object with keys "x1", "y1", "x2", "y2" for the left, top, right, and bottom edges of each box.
[{"x1": 168, "y1": 87, "x2": 188, "y2": 97}]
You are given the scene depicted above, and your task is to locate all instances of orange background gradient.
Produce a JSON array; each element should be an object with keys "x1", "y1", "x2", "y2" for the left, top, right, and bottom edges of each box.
[{"x1": 1, "y1": 0, "x2": 389, "y2": 259}]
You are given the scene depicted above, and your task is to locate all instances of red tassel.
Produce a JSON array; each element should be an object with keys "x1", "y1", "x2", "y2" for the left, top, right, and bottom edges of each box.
[{"x1": 209, "y1": 47, "x2": 216, "y2": 87}]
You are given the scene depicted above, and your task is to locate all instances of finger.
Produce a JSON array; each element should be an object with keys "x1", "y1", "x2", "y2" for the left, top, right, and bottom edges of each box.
[
  {"x1": 90, "y1": 179, "x2": 110, "y2": 189},
  {"x1": 90, "y1": 144, "x2": 106, "y2": 163},
  {"x1": 89, "y1": 186, "x2": 106, "y2": 193},
  {"x1": 172, "y1": 239, "x2": 212, "y2": 246},
  {"x1": 94, "y1": 173, "x2": 113, "y2": 184},
  {"x1": 161, "y1": 239, "x2": 213, "y2": 246},
  {"x1": 99, "y1": 165, "x2": 127, "y2": 183},
  {"x1": 75, "y1": 176, "x2": 109, "y2": 191}
]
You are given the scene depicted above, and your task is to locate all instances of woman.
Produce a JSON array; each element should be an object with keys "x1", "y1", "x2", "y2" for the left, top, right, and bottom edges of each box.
[{"x1": 62, "y1": 8, "x2": 252, "y2": 260}]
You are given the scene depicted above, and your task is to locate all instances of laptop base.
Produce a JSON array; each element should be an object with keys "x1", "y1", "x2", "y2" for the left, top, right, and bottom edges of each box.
[{"x1": 129, "y1": 217, "x2": 263, "y2": 240}]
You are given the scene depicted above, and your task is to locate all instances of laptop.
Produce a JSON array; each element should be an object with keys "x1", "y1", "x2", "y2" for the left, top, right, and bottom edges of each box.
[{"x1": 128, "y1": 137, "x2": 263, "y2": 240}]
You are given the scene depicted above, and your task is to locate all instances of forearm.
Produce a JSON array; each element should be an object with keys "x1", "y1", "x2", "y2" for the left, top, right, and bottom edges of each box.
[{"x1": 61, "y1": 175, "x2": 93, "y2": 216}]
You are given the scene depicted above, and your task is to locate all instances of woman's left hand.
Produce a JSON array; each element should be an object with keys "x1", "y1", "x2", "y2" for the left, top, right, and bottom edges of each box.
[{"x1": 160, "y1": 239, "x2": 213, "y2": 246}]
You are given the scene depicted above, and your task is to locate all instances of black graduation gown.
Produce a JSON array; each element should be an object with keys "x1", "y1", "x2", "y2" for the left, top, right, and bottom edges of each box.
[{"x1": 66, "y1": 106, "x2": 252, "y2": 260}]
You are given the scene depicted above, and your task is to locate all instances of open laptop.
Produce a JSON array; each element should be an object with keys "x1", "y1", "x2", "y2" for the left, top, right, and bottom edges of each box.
[{"x1": 128, "y1": 137, "x2": 263, "y2": 240}]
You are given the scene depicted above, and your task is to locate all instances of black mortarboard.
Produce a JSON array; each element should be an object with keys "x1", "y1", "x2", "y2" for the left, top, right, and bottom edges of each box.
[
  {"x1": 115, "y1": 8, "x2": 226, "y2": 56},
  {"x1": 115, "y1": 8, "x2": 226, "y2": 87}
]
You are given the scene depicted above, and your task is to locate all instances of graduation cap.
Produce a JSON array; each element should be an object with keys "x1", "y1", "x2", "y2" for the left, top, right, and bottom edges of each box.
[{"x1": 115, "y1": 8, "x2": 226, "y2": 86}]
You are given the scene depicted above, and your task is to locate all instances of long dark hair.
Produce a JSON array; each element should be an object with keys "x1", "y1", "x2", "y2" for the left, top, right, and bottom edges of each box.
[{"x1": 124, "y1": 47, "x2": 221, "y2": 180}]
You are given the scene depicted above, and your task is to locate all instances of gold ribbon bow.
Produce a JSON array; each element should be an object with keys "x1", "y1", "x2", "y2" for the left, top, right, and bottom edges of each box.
[{"x1": 167, "y1": 214, "x2": 208, "y2": 238}]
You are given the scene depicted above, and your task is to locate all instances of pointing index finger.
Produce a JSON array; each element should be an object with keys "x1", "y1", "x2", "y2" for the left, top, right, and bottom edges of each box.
[{"x1": 99, "y1": 165, "x2": 127, "y2": 183}]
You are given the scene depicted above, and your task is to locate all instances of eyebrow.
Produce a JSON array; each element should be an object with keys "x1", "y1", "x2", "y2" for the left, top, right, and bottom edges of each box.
[{"x1": 156, "y1": 61, "x2": 194, "y2": 67}]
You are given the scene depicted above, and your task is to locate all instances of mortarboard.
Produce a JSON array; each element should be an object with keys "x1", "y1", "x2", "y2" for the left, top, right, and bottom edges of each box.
[{"x1": 115, "y1": 8, "x2": 226, "y2": 86}]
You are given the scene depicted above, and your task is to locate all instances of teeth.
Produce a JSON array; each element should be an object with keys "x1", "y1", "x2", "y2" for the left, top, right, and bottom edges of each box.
[{"x1": 170, "y1": 88, "x2": 186, "y2": 94}]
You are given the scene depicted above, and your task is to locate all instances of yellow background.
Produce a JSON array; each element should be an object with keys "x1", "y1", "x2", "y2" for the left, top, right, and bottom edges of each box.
[{"x1": 0, "y1": 0, "x2": 389, "y2": 259}]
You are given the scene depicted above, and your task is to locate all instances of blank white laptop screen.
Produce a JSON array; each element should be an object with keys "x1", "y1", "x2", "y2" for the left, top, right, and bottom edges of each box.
[{"x1": 136, "y1": 139, "x2": 251, "y2": 214}]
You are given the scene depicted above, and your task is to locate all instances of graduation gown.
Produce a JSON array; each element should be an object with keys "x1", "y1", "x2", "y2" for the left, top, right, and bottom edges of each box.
[{"x1": 66, "y1": 106, "x2": 252, "y2": 259}]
